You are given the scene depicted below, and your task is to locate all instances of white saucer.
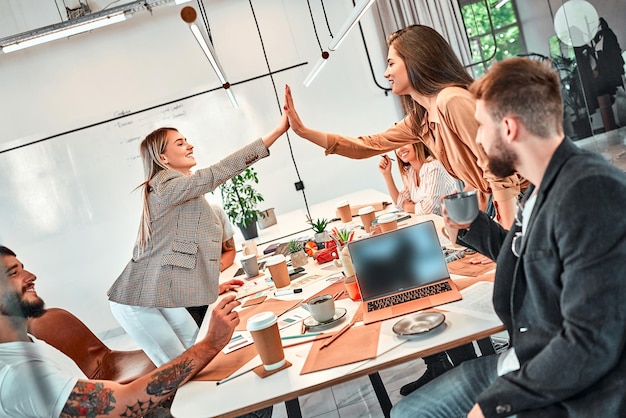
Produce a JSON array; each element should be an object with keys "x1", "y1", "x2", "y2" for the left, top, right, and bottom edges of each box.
[
  {"x1": 303, "y1": 308, "x2": 347, "y2": 331},
  {"x1": 392, "y1": 312, "x2": 446, "y2": 336}
]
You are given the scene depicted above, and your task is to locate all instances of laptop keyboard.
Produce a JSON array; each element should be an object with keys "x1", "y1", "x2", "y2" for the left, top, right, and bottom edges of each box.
[{"x1": 366, "y1": 281, "x2": 453, "y2": 312}]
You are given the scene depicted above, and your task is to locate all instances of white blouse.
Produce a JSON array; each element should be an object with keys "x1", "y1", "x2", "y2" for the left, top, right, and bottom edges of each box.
[{"x1": 395, "y1": 159, "x2": 457, "y2": 216}]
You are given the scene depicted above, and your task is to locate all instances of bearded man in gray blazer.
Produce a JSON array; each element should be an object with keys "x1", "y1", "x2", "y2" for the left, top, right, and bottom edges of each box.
[{"x1": 392, "y1": 58, "x2": 626, "y2": 417}]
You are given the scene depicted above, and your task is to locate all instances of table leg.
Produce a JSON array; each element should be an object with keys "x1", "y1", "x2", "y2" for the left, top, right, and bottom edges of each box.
[
  {"x1": 368, "y1": 372, "x2": 392, "y2": 418},
  {"x1": 285, "y1": 398, "x2": 302, "y2": 418},
  {"x1": 477, "y1": 337, "x2": 496, "y2": 355}
]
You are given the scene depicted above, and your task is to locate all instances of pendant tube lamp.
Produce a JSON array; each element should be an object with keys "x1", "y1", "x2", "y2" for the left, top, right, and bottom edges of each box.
[
  {"x1": 304, "y1": 0, "x2": 376, "y2": 86},
  {"x1": 181, "y1": 6, "x2": 238, "y2": 109},
  {"x1": 328, "y1": 0, "x2": 376, "y2": 51},
  {"x1": 303, "y1": 51, "x2": 330, "y2": 87}
]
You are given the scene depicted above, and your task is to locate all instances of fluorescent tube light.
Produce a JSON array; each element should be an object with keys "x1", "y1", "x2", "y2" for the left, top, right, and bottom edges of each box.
[
  {"x1": 304, "y1": 0, "x2": 375, "y2": 86},
  {"x1": 2, "y1": 12, "x2": 127, "y2": 53},
  {"x1": 303, "y1": 52, "x2": 330, "y2": 87},
  {"x1": 174, "y1": 0, "x2": 193, "y2": 4},
  {"x1": 182, "y1": 6, "x2": 238, "y2": 109},
  {"x1": 224, "y1": 88, "x2": 239, "y2": 109},
  {"x1": 328, "y1": 0, "x2": 376, "y2": 51},
  {"x1": 189, "y1": 23, "x2": 228, "y2": 85}
]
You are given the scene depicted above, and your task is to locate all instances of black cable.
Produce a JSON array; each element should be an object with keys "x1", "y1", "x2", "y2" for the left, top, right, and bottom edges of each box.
[
  {"x1": 196, "y1": 0, "x2": 213, "y2": 44},
  {"x1": 101, "y1": 0, "x2": 121, "y2": 11},
  {"x1": 353, "y1": 0, "x2": 391, "y2": 94},
  {"x1": 320, "y1": 0, "x2": 333, "y2": 38},
  {"x1": 306, "y1": 0, "x2": 324, "y2": 53},
  {"x1": 248, "y1": 0, "x2": 311, "y2": 219},
  {"x1": 0, "y1": 63, "x2": 307, "y2": 155},
  {"x1": 54, "y1": 0, "x2": 64, "y2": 20}
]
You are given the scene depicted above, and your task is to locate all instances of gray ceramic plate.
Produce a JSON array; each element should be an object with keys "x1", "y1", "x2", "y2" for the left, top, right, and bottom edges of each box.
[{"x1": 392, "y1": 312, "x2": 446, "y2": 336}]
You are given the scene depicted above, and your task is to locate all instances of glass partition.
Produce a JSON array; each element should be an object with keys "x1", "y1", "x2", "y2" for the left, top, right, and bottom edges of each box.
[{"x1": 551, "y1": 0, "x2": 626, "y2": 167}]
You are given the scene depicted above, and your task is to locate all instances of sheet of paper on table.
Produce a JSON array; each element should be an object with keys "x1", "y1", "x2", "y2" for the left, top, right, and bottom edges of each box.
[{"x1": 439, "y1": 281, "x2": 497, "y2": 321}]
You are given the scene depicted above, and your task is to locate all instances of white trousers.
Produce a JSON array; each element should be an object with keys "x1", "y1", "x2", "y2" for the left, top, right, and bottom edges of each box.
[{"x1": 109, "y1": 301, "x2": 199, "y2": 367}]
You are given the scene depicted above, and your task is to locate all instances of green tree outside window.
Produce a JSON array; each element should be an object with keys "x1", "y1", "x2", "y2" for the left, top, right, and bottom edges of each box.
[{"x1": 460, "y1": 0, "x2": 526, "y2": 77}]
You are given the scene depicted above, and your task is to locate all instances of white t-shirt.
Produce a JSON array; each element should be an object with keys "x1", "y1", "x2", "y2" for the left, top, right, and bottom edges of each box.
[
  {"x1": 0, "y1": 335, "x2": 86, "y2": 418},
  {"x1": 211, "y1": 204, "x2": 235, "y2": 242}
]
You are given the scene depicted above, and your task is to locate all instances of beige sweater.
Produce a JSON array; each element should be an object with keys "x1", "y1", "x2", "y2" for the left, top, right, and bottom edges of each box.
[{"x1": 325, "y1": 87, "x2": 527, "y2": 210}]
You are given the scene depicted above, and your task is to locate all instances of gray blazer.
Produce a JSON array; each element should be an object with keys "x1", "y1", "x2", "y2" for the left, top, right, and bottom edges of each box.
[
  {"x1": 460, "y1": 138, "x2": 626, "y2": 417},
  {"x1": 108, "y1": 139, "x2": 269, "y2": 308}
]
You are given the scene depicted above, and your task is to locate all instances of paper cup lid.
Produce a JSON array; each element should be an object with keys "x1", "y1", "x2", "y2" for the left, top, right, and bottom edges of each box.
[
  {"x1": 265, "y1": 254, "x2": 286, "y2": 266},
  {"x1": 378, "y1": 213, "x2": 397, "y2": 223},
  {"x1": 336, "y1": 200, "x2": 349, "y2": 207},
  {"x1": 358, "y1": 206, "x2": 375, "y2": 215},
  {"x1": 247, "y1": 312, "x2": 277, "y2": 331}
]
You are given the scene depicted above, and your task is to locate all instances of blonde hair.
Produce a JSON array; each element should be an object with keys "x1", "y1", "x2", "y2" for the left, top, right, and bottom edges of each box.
[{"x1": 136, "y1": 127, "x2": 177, "y2": 251}]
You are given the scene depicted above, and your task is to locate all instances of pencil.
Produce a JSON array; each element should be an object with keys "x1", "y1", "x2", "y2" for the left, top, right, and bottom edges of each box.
[
  {"x1": 216, "y1": 364, "x2": 258, "y2": 385},
  {"x1": 281, "y1": 332, "x2": 322, "y2": 340},
  {"x1": 320, "y1": 314, "x2": 357, "y2": 350},
  {"x1": 282, "y1": 333, "x2": 332, "y2": 348}
]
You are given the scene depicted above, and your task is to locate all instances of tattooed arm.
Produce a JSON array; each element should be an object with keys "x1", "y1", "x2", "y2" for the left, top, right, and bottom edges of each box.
[
  {"x1": 60, "y1": 295, "x2": 240, "y2": 417},
  {"x1": 220, "y1": 237, "x2": 236, "y2": 272}
]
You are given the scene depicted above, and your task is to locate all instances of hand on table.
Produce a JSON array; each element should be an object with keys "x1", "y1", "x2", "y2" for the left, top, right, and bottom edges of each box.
[{"x1": 219, "y1": 279, "x2": 244, "y2": 295}]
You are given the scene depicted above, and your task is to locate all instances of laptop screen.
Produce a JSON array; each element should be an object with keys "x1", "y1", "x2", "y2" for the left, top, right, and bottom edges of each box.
[{"x1": 347, "y1": 220, "x2": 450, "y2": 301}]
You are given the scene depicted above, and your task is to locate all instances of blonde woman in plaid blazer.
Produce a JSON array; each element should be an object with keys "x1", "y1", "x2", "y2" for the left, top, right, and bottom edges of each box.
[{"x1": 108, "y1": 115, "x2": 288, "y2": 367}]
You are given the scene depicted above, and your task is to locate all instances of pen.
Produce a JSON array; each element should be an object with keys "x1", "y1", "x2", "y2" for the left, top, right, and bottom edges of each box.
[
  {"x1": 280, "y1": 332, "x2": 322, "y2": 340},
  {"x1": 274, "y1": 288, "x2": 303, "y2": 296},
  {"x1": 216, "y1": 364, "x2": 259, "y2": 386}
]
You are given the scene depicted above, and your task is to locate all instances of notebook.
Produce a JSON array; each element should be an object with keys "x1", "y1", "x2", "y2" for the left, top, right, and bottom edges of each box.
[{"x1": 347, "y1": 220, "x2": 462, "y2": 325}]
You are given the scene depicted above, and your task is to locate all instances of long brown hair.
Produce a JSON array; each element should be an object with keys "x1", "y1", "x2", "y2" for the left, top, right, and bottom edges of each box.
[
  {"x1": 388, "y1": 25, "x2": 473, "y2": 135},
  {"x1": 136, "y1": 127, "x2": 177, "y2": 251}
]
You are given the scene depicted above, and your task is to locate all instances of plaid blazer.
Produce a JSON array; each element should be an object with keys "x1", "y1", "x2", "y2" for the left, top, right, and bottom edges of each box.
[{"x1": 108, "y1": 139, "x2": 268, "y2": 308}]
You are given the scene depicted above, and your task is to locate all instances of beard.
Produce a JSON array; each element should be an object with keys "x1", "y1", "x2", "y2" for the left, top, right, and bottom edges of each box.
[
  {"x1": 487, "y1": 131, "x2": 518, "y2": 178},
  {"x1": 0, "y1": 289, "x2": 45, "y2": 318},
  {"x1": 20, "y1": 297, "x2": 45, "y2": 318}
]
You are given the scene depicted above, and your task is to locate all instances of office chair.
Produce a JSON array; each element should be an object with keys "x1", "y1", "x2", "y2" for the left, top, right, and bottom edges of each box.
[{"x1": 27, "y1": 307, "x2": 156, "y2": 383}]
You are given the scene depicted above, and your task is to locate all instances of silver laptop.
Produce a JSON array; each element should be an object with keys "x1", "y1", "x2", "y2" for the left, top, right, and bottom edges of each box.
[{"x1": 347, "y1": 220, "x2": 462, "y2": 324}]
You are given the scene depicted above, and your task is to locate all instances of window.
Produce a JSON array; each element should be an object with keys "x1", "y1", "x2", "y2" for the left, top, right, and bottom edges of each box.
[{"x1": 459, "y1": 0, "x2": 526, "y2": 77}]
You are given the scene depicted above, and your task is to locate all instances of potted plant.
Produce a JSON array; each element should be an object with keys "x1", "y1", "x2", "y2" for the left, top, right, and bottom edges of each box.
[
  {"x1": 287, "y1": 240, "x2": 308, "y2": 268},
  {"x1": 220, "y1": 167, "x2": 265, "y2": 240},
  {"x1": 307, "y1": 217, "x2": 330, "y2": 248}
]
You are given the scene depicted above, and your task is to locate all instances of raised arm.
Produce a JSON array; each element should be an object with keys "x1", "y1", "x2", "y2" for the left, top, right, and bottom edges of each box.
[
  {"x1": 378, "y1": 155, "x2": 401, "y2": 204},
  {"x1": 283, "y1": 84, "x2": 329, "y2": 148},
  {"x1": 262, "y1": 110, "x2": 289, "y2": 149},
  {"x1": 60, "y1": 296, "x2": 240, "y2": 417}
]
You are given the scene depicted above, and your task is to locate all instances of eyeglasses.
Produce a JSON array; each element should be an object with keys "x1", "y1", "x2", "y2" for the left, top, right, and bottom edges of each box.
[{"x1": 511, "y1": 200, "x2": 524, "y2": 257}]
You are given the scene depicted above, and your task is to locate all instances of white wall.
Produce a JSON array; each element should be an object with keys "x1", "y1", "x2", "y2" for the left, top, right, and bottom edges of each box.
[{"x1": 0, "y1": 0, "x2": 401, "y2": 334}]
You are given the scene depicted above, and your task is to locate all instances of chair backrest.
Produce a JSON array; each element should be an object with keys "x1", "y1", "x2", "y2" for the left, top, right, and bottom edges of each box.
[{"x1": 27, "y1": 307, "x2": 156, "y2": 383}]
